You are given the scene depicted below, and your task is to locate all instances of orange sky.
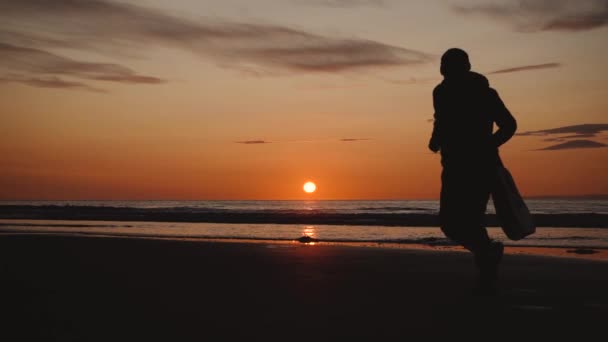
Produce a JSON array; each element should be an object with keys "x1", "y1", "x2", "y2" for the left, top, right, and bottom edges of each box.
[{"x1": 1, "y1": 0, "x2": 607, "y2": 200}]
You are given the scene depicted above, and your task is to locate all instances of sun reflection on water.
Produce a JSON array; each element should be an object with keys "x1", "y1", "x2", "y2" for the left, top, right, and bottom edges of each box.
[
  {"x1": 300, "y1": 226, "x2": 317, "y2": 245},
  {"x1": 302, "y1": 226, "x2": 316, "y2": 238}
]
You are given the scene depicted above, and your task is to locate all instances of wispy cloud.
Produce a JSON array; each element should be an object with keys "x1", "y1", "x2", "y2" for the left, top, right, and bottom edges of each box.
[
  {"x1": 537, "y1": 140, "x2": 607, "y2": 151},
  {"x1": 0, "y1": 75, "x2": 105, "y2": 93},
  {"x1": 340, "y1": 138, "x2": 371, "y2": 142},
  {"x1": 0, "y1": 0, "x2": 431, "y2": 87},
  {"x1": 542, "y1": 133, "x2": 598, "y2": 142},
  {"x1": 384, "y1": 76, "x2": 439, "y2": 85},
  {"x1": 517, "y1": 124, "x2": 608, "y2": 136},
  {"x1": 453, "y1": 0, "x2": 608, "y2": 32},
  {"x1": 235, "y1": 140, "x2": 272, "y2": 144},
  {"x1": 0, "y1": 43, "x2": 164, "y2": 88},
  {"x1": 488, "y1": 63, "x2": 561, "y2": 75},
  {"x1": 518, "y1": 123, "x2": 608, "y2": 150},
  {"x1": 295, "y1": 0, "x2": 386, "y2": 8},
  {"x1": 236, "y1": 138, "x2": 372, "y2": 145}
]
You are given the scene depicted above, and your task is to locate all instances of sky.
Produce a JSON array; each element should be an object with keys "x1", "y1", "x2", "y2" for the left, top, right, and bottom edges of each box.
[{"x1": 0, "y1": 0, "x2": 607, "y2": 200}]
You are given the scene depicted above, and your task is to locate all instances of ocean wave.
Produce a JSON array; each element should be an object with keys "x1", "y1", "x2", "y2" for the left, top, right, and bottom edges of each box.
[
  {"x1": 531, "y1": 236, "x2": 599, "y2": 241},
  {"x1": 354, "y1": 206, "x2": 435, "y2": 211},
  {"x1": 1, "y1": 205, "x2": 607, "y2": 228},
  {"x1": 0, "y1": 222, "x2": 132, "y2": 228}
]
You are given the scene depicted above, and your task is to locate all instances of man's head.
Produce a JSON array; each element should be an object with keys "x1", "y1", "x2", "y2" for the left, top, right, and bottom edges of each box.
[{"x1": 440, "y1": 48, "x2": 471, "y2": 77}]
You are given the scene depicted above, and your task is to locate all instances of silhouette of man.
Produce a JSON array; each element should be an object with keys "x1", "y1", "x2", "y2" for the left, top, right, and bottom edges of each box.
[{"x1": 429, "y1": 48, "x2": 517, "y2": 294}]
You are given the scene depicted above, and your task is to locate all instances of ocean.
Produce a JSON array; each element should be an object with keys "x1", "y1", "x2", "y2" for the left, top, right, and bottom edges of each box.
[
  {"x1": 2, "y1": 198, "x2": 607, "y2": 214},
  {"x1": 1, "y1": 199, "x2": 607, "y2": 249}
]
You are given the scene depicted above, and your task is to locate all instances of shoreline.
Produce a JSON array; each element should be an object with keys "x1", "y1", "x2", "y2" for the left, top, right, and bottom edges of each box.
[{"x1": 2, "y1": 230, "x2": 607, "y2": 262}]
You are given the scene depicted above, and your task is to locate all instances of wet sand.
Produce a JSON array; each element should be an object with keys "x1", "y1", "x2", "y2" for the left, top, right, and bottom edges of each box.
[{"x1": 1, "y1": 234, "x2": 607, "y2": 341}]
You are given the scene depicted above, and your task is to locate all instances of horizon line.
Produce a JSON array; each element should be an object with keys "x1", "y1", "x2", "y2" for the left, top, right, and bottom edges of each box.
[{"x1": 1, "y1": 195, "x2": 607, "y2": 202}]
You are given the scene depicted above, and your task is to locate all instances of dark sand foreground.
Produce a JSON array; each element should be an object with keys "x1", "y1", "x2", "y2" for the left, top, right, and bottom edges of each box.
[{"x1": 1, "y1": 235, "x2": 607, "y2": 341}]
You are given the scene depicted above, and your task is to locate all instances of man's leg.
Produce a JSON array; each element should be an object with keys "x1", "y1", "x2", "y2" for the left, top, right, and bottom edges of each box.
[
  {"x1": 439, "y1": 168, "x2": 503, "y2": 294},
  {"x1": 439, "y1": 168, "x2": 492, "y2": 253},
  {"x1": 470, "y1": 173, "x2": 503, "y2": 293}
]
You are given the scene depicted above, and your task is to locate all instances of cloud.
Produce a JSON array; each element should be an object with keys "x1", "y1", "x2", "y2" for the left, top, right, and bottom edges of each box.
[
  {"x1": 385, "y1": 76, "x2": 439, "y2": 85},
  {"x1": 537, "y1": 140, "x2": 607, "y2": 150},
  {"x1": 0, "y1": 75, "x2": 105, "y2": 92},
  {"x1": 453, "y1": 0, "x2": 608, "y2": 32},
  {"x1": 543, "y1": 133, "x2": 597, "y2": 142},
  {"x1": 517, "y1": 124, "x2": 608, "y2": 136},
  {"x1": 340, "y1": 138, "x2": 371, "y2": 142},
  {"x1": 236, "y1": 138, "x2": 372, "y2": 144},
  {"x1": 0, "y1": 0, "x2": 431, "y2": 80},
  {"x1": 0, "y1": 42, "x2": 164, "y2": 91},
  {"x1": 235, "y1": 140, "x2": 271, "y2": 144},
  {"x1": 295, "y1": 0, "x2": 386, "y2": 8},
  {"x1": 557, "y1": 133, "x2": 597, "y2": 139},
  {"x1": 519, "y1": 123, "x2": 608, "y2": 150},
  {"x1": 90, "y1": 74, "x2": 165, "y2": 84},
  {"x1": 488, "y1": 63, "x2": 561, "y2": 75}
]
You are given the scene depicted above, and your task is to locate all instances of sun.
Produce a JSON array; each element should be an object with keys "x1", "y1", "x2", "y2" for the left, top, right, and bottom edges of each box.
[{"x1": 303, "y1": 181, "x2": 316, "y2": 193}]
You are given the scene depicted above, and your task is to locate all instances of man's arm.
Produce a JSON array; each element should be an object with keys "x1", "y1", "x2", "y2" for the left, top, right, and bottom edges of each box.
[
  {"x1": 489, "y1": 88, "x2": 517, "y2": 147},
  {"x1": 429, "y1": 87, "x2": 442, "y2": 153}
]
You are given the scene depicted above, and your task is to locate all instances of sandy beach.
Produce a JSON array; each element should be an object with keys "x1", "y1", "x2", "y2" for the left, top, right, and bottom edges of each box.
[{"x1": 1, "y1": 234, "x2": 606, "y2": 341}]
